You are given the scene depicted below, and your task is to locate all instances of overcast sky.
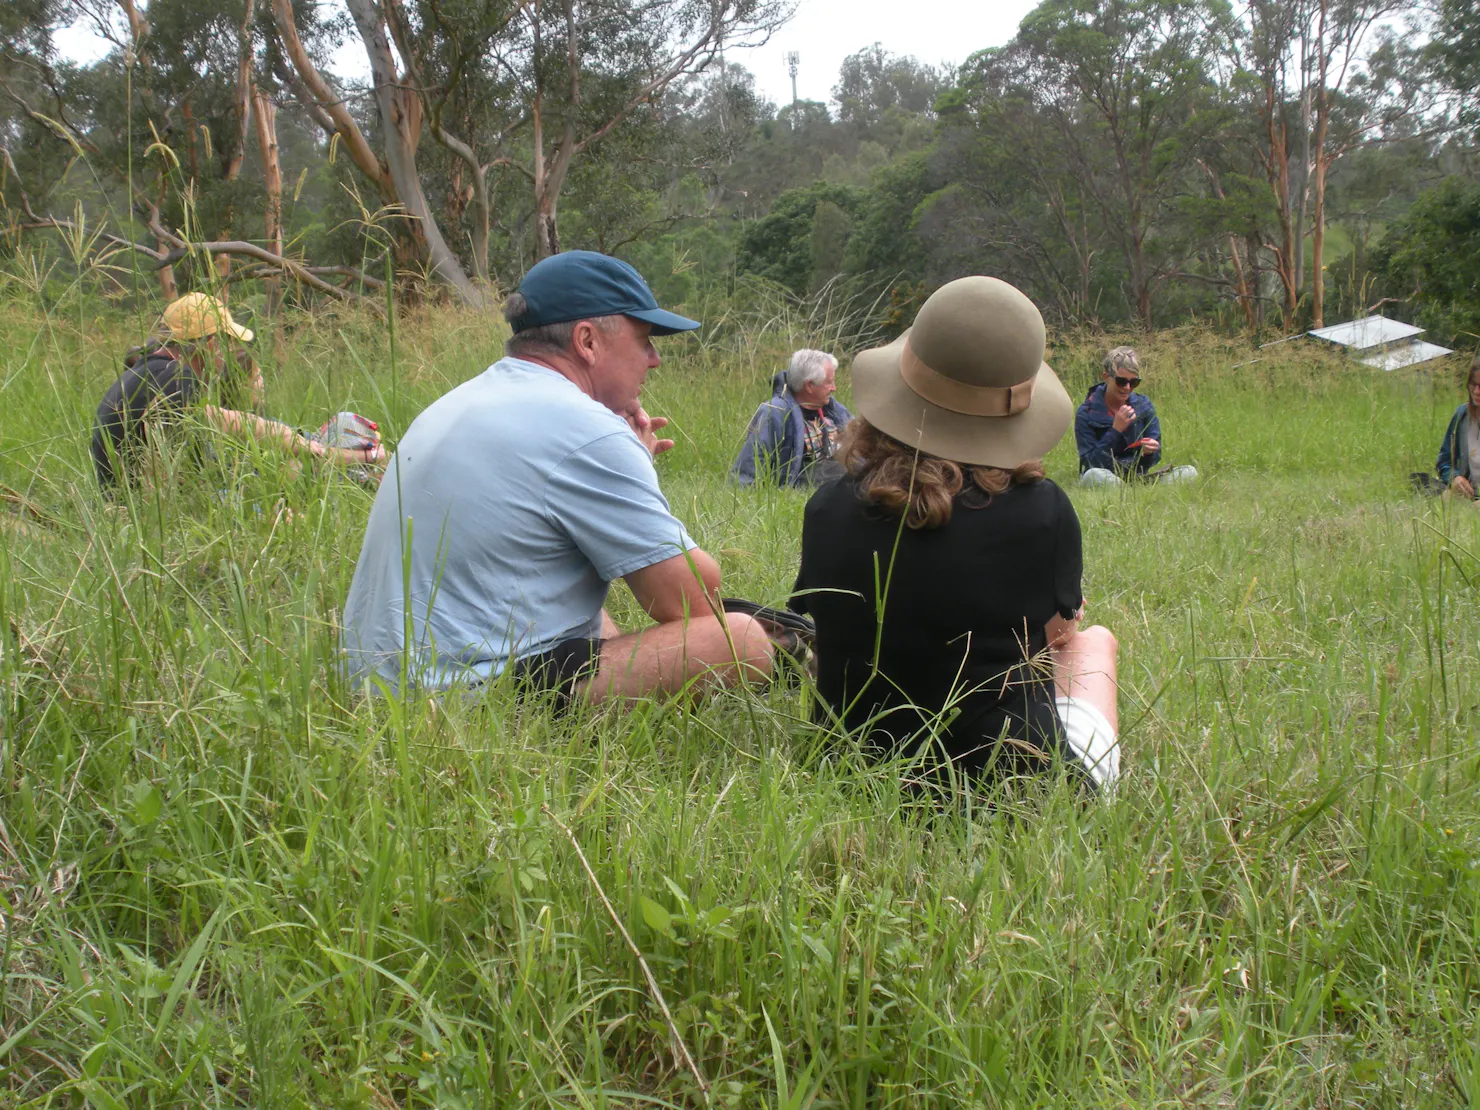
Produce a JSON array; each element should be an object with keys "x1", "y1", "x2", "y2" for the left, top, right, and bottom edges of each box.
[
  {"x1": 725, "y1": 0, "x2": 1039, "y2": 105},
  {"x1": 54, "y1": 0, "x2": 1041, "y2": 111}
]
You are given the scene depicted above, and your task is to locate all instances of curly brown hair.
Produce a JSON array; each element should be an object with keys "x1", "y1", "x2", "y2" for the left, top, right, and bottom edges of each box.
[{"x1": 837, "y1": 417, "x2": 1045, "y2": 530}]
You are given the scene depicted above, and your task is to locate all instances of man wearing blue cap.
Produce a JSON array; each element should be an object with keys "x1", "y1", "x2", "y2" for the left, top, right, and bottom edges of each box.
[{"x1": 341, "y1": 251, "x2": 773, "y2": 701}]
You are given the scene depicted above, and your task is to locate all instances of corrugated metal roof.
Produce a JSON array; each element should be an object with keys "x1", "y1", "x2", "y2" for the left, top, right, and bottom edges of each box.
[
  {"x1": 1308, "y1": 315, "x2": 1424, "y2": 351},
  {"x1": 1359, "y1": 341, "x2": 1455, "y2": 371}
]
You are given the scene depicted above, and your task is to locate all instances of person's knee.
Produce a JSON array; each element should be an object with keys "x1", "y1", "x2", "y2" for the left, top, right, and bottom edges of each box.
[
  {"x1": 1077, "y1": 623, "x2": 1118, "y2": 656},
  {"x1": 722, "y1": 612, "x2": 774, "y2": 676},
  {"x1": 1079, "y1": 468, "x2": 1121, "y2": 487}
]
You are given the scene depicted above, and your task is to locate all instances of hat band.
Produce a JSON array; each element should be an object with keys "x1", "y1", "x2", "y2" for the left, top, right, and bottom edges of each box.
[{"x1": 899, "y1": 338, "x2": 1036, "y2": 417}]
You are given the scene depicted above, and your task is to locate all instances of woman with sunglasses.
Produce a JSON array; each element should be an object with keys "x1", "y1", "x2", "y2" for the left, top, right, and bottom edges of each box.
[{"x1": 1074, "y1": 346, "x2": 1197, "y2": 486}]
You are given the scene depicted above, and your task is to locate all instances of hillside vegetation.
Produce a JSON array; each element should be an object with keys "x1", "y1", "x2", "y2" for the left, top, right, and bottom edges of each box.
[
  {"x1": 9, "y1": 0, "x2": 1480, "y2": 340},
  {"x1": 2, "y1": 298, "x2": 1479, "y2": 1107}
]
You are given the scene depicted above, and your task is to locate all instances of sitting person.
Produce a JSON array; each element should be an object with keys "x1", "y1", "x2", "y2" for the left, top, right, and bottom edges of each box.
[
  {"x1": 1074, "y1": 346, "x2": 1197, "y2": 486},
  {"x1": 341, "y1": 250, "x2": 775, "y2": 702},
  {"x1": 733, "y1": 348, "x2": 852, "y2": 486},
  {"x1": 1432, "y1": 355, "x2": 1480, "y2": 499},
  {"x1": 91, "y1": 292, "x2": 385, "y2": 492},
  {"x1": 789, "y1": 276, "x2": 1120, "y2": 792}
]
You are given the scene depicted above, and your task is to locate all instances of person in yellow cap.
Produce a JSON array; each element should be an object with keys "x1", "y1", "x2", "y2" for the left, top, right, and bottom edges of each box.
[{"x1": 90, "y1": 293, "x2": 386, "y2": 491}]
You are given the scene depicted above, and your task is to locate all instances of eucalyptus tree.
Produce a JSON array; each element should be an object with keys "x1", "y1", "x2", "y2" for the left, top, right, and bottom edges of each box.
[
  {"x1": 272, "y1": 0, "x2": 792, "y2": 299},
  {"x1": 832, "y1": 45, "x2": 949, "y2": 133},
  {"x1": 1303, "y1": 0, "x2": 1424, "y2": 327},
  {"x1": 498, "y1": 0, "x2": 794, "y2": 259},
  {"x1": 926, "y1": 45, "x2": 1113, "y2": 323},
  {"x1": 384, "y1": 0, "x2": 520, "y2": 284},
  {"x1": 0, "y1": 0, "x2": 84, "y2": 218},
  {"x1": 1009, "y1": 0, "x2": 1227, "y2": 327},
  {"x1": 1221, "y1": 0, "x2": 1431, "y2": 329},
  {"x1": 1222, "y1": 0, "x2": 1308, "y2": 329}
]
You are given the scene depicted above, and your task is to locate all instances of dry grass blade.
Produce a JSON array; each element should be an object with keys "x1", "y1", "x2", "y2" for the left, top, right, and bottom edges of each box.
[{"x1": 543, "y1": 804, "x2": 712, "y2": 1104}]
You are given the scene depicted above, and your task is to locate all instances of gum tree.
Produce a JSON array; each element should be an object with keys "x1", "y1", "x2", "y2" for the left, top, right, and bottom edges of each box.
[{"x1": 1013, "y1": 0, "x2": 1226, "y2": 327}]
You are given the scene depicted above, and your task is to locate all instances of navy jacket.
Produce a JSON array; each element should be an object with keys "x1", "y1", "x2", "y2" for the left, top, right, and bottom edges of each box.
[
  {"x1": 1074, "y1": 383, "x2": 1162, "y2": 476},
  {"x1": 1436, "y1": 403, "x2": 1477, "y2": 487},
  {"x1": 733, "y1": 371, "x2": 852, "y2": 486}
]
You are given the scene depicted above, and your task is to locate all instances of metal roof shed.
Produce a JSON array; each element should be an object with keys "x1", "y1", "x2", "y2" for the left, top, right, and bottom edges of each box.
[{"x1": 1307, "y1": 313, "x2": 1452, "y2": 370}]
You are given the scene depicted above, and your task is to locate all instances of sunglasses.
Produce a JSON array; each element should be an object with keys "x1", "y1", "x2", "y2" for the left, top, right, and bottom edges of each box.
[{"x1": 1112, "y1": 375, "x2": 1142, "y2": 390}]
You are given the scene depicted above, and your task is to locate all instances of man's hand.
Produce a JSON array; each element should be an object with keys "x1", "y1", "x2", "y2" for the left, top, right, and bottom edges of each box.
[
  {"x1": 1136, "y1": 437, "x2": 1160, "y2": 453},
  {"x1": 627, "y1": 405, "x2": 675, "y2": 457},
  {"x1": 1112, "y1": 404, "x2": 1137, "y2": 433},
  {"x1": 1451, "y1": 474, "x2": 1475, "y2": 499}
]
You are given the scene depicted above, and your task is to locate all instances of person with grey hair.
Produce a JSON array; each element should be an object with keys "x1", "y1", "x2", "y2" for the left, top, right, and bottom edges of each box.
[
  {"x1": 733, "y1": 348, "x2": 852, "y2": 486},
  {"x1": 1074, "y1": 345, "x2": 1197, "y2": 486},
  {"x1": 342, "y1": 250, "x2": 776, "y2": 704}
]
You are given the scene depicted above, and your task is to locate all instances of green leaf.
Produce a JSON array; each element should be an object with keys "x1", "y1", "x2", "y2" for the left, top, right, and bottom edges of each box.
[
  {"x1": 1351, "y1": 1058, "x2": 1383, "y2": 1083},
  {"x1": 132, "y1": 781, "x2": 164, "y2": 826},
  {"x1": 662, "y1": 875, "x2": 690, "y2": 906},
  {"x1": 639, "y1": 896, "x2": 673, "y2": 937}
]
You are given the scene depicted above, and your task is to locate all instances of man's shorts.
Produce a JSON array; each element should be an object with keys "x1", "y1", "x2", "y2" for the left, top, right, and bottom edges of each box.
[{"x1": 509, "y1": 637, "x2": 601, "y2": 707}]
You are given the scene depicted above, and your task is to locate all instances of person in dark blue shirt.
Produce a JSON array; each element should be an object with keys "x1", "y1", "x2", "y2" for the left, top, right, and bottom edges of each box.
[
  {"x1": 1433, "y1": 356, "x2": 1480, "y2": 499},
  {"x1": 1074, "y1": 346, "x2": 1197, "y2": 486}
]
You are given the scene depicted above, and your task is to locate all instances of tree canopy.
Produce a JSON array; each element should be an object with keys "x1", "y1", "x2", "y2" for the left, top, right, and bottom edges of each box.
[{"x1": 3, "y1": 0, "x2": 1473, "y2": 338}]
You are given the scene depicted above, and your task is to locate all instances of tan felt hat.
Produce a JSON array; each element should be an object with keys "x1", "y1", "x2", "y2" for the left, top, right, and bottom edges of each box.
[
  {"x1": 160, "y1": 292, "x2": 254, "y2": 343},
  {"x1": 851, "y1": 276, "x2": 1071, "y2": 468}
]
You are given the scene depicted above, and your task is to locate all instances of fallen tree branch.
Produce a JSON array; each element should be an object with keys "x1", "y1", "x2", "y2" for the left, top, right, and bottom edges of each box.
[
  {"x1": 222, "y1": 261, "x2": 386, "y2": 292},
  {"x1": 3, "y1": 149, "x2": 171, "y2": 262},
  {"x1": 16, "y1": 217, "x2": 169, "y2": 262},
  {"x1": 7, "y1": 202, "x2": 382, "y2": 306},
  {"x1": 137, "y1": 203, "x2": 380, "y2": 303},
  {"x1": 149, "y1": 240, "x2": 375, "y2": 300},
  {"x1": 4, "y1": 154, "x2": 381, "y2": 305}
]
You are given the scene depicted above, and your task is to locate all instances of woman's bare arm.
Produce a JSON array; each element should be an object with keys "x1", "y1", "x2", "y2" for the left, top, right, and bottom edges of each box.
[
  {"x1": 1045, "y1": 606, "x2": 1085, "y2": 649},
  {"x1": 202, "y1": 405, "x2": 386, "y2": 466}
]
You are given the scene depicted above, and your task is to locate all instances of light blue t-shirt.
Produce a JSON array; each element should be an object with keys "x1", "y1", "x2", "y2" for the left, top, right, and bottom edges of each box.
[{"x1": 341, "y1": 357, "x2": 696, "y2": 691}]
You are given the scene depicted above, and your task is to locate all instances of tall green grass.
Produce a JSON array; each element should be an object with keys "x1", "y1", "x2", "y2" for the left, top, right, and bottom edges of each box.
[{"x1": 1, "y1": 288, "x2": 1479, "y2": 1108}]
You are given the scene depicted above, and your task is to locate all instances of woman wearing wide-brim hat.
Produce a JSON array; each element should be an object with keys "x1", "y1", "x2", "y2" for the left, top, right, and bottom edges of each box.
[{"x1": 788, "y1": 276, "x2": 1120, "y2": 791}]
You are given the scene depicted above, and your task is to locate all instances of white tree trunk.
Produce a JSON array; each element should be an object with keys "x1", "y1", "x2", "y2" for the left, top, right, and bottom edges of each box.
[{"x1": 344, "y1": 0, "x2": 485, "y2": 305}]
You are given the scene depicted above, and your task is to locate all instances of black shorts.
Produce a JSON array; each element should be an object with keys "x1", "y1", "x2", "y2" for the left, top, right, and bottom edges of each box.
[{"x1": 509, "y1": 637, "x2": 601, "y2": 706}]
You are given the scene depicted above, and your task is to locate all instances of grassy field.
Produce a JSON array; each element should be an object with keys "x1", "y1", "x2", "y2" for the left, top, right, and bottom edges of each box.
[{"x1": 1, "y1": 286, "x2": 1479, "y2": 1108}]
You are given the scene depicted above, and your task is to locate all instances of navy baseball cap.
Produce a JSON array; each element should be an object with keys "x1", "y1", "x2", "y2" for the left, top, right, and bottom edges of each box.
[{"x1": 511, "y1": 250, "x2": 700, "y2": 336}]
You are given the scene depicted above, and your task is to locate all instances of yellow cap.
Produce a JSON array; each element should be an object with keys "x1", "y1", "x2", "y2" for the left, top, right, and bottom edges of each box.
[{"x1": 159, "y1": 293, "x2": 254, "y2": 343}]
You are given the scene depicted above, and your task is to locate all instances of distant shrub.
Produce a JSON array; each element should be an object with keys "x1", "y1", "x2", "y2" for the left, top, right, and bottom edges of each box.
[
  {"x1": 734, "y1": 182, "x2": 866, "y2": 295},
  {"x1": 1371, "y1": 176, "x2": 1480, "y2": 345}
]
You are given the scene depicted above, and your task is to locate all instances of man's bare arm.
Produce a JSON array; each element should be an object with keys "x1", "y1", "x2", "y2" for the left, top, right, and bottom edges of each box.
[{"x1": 623, "y1": 548, "x2": 722, "y2": 624}]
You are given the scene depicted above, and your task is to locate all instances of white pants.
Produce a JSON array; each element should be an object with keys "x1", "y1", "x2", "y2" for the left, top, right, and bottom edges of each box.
[
  {"x1": 1079, "y1": 465, "x2": 1199, "y2": 488},
  {"x1": 1056, "y1": 695, "x2": 1120, "y2": 789}
]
